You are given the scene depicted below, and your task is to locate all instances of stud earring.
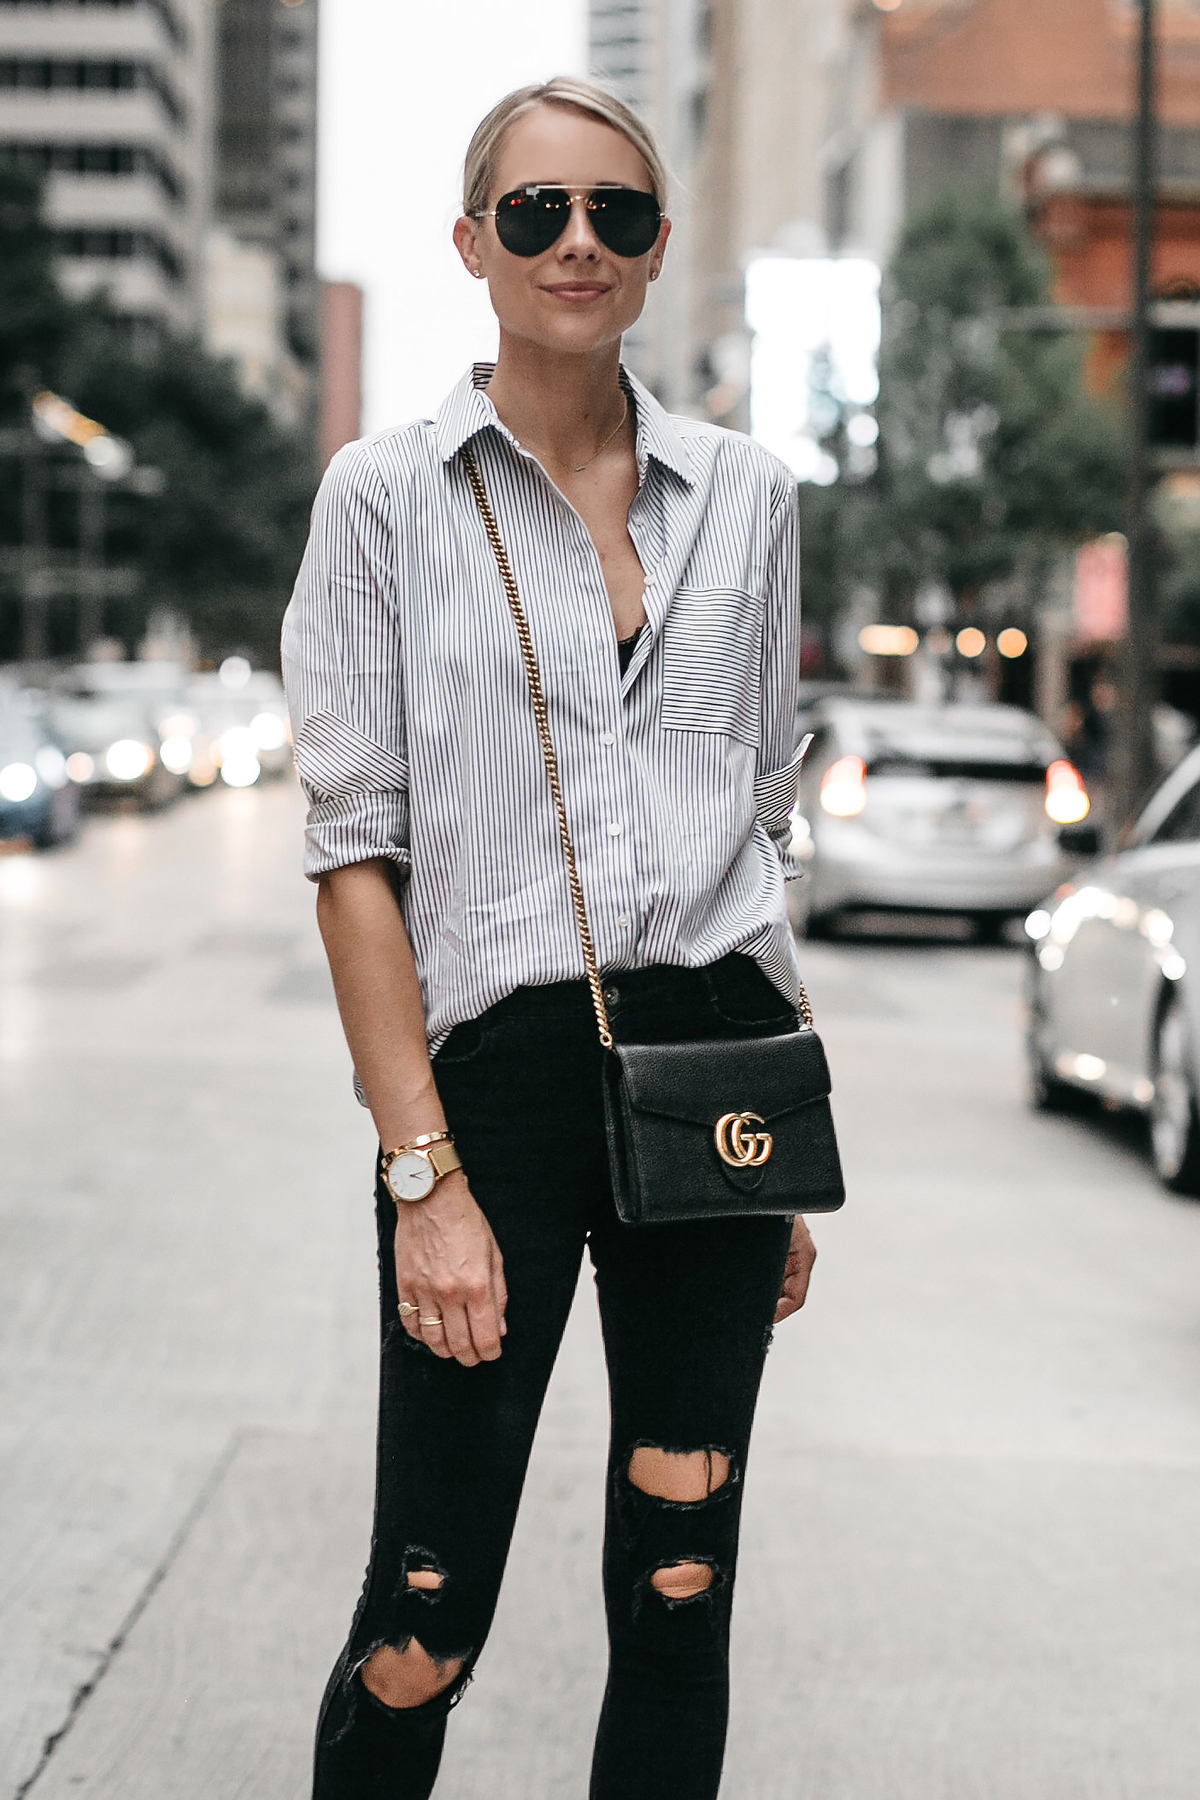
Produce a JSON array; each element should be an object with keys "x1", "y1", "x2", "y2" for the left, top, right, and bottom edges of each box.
[
  {"x1": 471, "y1": 267, "x2": 484, "y2": 279},
  {"x1": 649, "y1": 268, "x2": 660, "y2": 282}
]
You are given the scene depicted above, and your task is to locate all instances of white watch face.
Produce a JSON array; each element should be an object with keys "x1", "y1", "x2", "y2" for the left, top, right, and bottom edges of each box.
[{"x1": 387, "y1": 1150, "x2": 435, "y2": 1203}]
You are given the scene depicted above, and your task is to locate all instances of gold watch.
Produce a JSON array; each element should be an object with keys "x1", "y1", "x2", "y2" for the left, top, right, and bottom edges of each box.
[{"x1": 382, "y1": 1132, "x2": 463, "y2": 1205}]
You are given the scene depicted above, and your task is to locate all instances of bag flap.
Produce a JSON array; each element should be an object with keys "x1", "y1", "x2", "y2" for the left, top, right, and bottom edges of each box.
[{"x1": 612, "y1": 1030, "x2": 832, "y2": 1129}]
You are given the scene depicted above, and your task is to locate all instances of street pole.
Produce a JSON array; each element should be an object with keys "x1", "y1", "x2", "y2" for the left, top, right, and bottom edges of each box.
[
  {"x1": 1114, "y1": 0, "x2": 1160, "y2": 833},
  {"x1": 20, "y1": 443, "x2": 48, "y2": 664},
  {"x1": 77, "y1": 466, "x2": 106, "y2": 656}
]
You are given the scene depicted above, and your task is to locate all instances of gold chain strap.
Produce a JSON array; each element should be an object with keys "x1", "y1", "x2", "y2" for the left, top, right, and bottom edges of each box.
[
  {"x1": 461, "y1": 445, "x2": 814, "y2": 1043},
  {"x1": 463, "y1": 447, "x2": 615, "y2": 1050}
]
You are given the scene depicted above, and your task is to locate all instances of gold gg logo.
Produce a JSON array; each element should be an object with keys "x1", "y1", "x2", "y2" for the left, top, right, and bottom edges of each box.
[{"x1": 714, "y1": 1112, "x2": 773, "y2": 1168}]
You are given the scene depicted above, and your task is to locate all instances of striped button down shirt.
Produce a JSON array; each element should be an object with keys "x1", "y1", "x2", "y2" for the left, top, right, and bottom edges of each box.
[{"x1": 281, "y1": 363, "x2": 806, "y2": 1052}]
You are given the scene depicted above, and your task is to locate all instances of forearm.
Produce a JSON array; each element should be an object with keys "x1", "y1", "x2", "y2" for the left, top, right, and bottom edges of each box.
[{"x1": 316, "y1": 860, "x2": 444, "y2": 1150}]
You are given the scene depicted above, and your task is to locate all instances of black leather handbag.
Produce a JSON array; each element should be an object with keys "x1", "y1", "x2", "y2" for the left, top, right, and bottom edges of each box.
[{"x1": 463, "y1": 448, "x2": 846, "y2": 1227}]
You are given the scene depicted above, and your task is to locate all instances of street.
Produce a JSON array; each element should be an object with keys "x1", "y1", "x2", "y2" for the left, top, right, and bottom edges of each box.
[{"x1": 4, "y1": 783, "x2": 1200, "y2": 1800}]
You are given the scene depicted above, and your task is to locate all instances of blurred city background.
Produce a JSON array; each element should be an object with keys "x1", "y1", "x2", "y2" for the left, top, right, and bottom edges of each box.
[{"x1": 6, "y1": 2, "x2": 1200, "y2": 1798}]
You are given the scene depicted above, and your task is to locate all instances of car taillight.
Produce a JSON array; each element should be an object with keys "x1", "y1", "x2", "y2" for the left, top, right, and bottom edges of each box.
[
  {"x1": 1044, "y1": 759, "x2": 1090, "y2": 825},
  {"x1": 819, "y1": 754, "x2": 868, "y2": 818}
]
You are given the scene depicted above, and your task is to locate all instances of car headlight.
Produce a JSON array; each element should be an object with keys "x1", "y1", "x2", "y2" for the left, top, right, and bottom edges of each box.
[
  {"x1": 159, "y1": 734, "x2": 193, "y2": 774},
  {"x1": 250, "y1": 711, "x2": 288, "y2": 751},
  {"x1": 34, "y1": 746, "x2": 68, "y2": 789},
  {"x1": 0, "y1": 761, "x2": 38, "y2": 803},
  {"x1": 105, "y1": 739, "x2": 153, "y2": 781}
]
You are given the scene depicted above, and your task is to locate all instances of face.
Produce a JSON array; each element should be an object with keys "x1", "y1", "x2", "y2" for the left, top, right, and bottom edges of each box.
[{"x1": 454, "y1": 104, "x2": 670, "y2": 358}]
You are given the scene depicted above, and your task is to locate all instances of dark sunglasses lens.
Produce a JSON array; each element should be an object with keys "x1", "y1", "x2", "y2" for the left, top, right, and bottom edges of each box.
[
  {"x1": 493, "y1": 188, "x2": 570, "y2": 257},
  {"x1": 588, "y1": 189, "x2": 661, "y2": 257}
]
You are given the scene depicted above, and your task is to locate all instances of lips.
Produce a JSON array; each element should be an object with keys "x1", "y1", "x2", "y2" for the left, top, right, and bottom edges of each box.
[{"x1": 543, "y1": 283, "x2": 611, "y2": 301}]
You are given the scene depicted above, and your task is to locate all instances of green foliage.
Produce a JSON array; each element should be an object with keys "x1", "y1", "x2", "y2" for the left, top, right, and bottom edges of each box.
[
  {"x1": 0, "y1": 162, "x2": 75, "y2": 424},
  {"x1": 823, "y1": 190, "x2": 1126, "y2": 619},
  {"x1": 0, "y1": 161, "x2": 316, "y2": 661}
]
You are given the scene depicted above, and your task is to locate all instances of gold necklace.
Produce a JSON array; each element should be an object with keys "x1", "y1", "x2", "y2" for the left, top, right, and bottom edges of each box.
[{"x1": 572, "y1": 395, "x2": 629, "y2": 472}]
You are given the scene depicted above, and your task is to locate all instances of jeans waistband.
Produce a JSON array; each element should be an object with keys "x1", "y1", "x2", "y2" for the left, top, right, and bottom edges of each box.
[{"x1": 481, "y1": 954, "x2": 761, "y2": 1025}]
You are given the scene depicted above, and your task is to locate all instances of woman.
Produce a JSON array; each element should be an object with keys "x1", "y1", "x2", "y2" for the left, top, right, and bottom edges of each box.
[{"x1": 283, "y1": 75, "x2": 818, "y2": 1800}]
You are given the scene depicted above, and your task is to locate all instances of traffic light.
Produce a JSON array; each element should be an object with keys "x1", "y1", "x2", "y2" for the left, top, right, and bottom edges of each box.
[{"x1": 1148, "y1": 326, "x2": 1200, "y2": 450}]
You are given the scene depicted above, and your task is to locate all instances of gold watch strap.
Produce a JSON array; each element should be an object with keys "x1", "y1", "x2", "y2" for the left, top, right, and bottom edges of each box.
[{"x1": 426, "y1": 1141, "x2": 462, "y2": 1181}]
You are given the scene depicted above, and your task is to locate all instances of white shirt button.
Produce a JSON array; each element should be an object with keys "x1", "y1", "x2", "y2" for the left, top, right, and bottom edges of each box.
[
  {"x1": 608, "y1": 821, "x2": 623, "y2": 837},
  {"x1": 617, "y1": 914, "x2": 632, "y2": 929},
  {"x1": 599, "y1": 731, "x2": 616, "y2": 747}
]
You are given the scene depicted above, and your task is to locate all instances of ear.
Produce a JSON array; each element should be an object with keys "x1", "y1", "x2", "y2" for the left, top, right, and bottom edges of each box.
[
  {"x1": 649, "y1": 215, "x2": 672, "y2": 282},
  {"x1": 453, "y1": 214, "x2": 484, "y2": 280}
]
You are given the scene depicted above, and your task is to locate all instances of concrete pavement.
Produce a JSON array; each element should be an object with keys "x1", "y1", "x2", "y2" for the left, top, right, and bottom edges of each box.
[{"x1": 3, "y1": 783, "x2": 1200, "y2": 1797}]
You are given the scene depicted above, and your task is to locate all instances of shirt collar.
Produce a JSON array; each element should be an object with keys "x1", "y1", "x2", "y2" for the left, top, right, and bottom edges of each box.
[{"x1": 432, "y1": 361, "x2": 694, "y2": 487}]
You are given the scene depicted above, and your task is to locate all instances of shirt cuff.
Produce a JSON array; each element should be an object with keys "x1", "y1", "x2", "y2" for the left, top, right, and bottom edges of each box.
[
  {"x1": 294, "y1": 709, "x2": 411, "y2": 880},
  {"x1": 753, "y1": 736, "x2": 810, "y2": 845}
]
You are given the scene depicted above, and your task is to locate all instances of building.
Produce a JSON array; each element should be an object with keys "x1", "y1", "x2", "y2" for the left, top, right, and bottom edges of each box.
[
  {"x1": 0, "y1": 0, "x2": 217, "y2": 339},
  {"x1": 210, "y1": 0, "x2": 318, "y2": 417},
  {"x1": 588, "y1": 0, "x2": 848, "y2": 419},
  {"x1": 825, "y1": 0, "x2": 1200, "y2": 298},
  {"x1": 318, "y1": 277, "x2": 362, "y2": 471}
]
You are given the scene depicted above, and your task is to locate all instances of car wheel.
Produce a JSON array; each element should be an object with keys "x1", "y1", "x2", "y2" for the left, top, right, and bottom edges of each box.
[{"x1": 1150, "y1": 997, "x2": 1200, "y2": 1195}]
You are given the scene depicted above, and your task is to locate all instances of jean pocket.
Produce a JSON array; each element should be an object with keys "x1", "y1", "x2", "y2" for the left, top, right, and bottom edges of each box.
[
  {"x1": 660, "y1": 588, "x2": 763, "y2": 746},
  {"x1": 706, "y1": 959, "x2": 798, "y2": 1030},
  {"x1": 432, "y1": 1016, "x2": 491, "y2": 1068}
]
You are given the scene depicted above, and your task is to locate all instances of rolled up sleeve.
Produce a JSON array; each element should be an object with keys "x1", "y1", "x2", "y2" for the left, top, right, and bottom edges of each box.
[
  {"x1": 753, "y1": 468, "x2": 804, "y2": 866},
  {"x1": 281, "y1": 442, "x2": 411, "y2": 880}
]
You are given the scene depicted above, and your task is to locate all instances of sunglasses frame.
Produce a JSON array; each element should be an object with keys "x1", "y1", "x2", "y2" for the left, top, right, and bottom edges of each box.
[{"x1": 473, "y1": 184, "x2": 663, "y2": 260}]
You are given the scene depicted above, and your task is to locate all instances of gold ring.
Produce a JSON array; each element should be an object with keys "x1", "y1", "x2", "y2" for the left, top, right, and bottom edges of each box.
[
  {"x1": 397, "y1": 1301, "x2": 420, "y2": 1317},
  {"x1": 419, "y1": 1314, "x2": 444, "y2": 1328}
]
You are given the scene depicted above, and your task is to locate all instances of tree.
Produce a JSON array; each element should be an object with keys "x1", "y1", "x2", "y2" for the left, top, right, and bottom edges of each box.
[
  {"x1": 0, "y1": 160, "x2": 316, "y2": 662},
  {"x1": 822, "y1": 191, "x2": 1125, "y2": 626}
]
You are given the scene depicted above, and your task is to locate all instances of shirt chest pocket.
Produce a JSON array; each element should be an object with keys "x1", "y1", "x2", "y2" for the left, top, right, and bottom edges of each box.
[{"x1": 659, "y1": 587, "x2": 763, "y2": 747}]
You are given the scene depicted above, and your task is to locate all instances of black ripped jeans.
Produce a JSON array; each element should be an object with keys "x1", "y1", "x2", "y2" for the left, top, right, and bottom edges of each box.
[{"x1": 312, "y1": 954, "x2": 795, "y2": 1800}]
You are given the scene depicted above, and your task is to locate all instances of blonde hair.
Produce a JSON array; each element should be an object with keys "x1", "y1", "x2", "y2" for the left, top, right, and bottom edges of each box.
[{"x1": 462, "y1": 76, "x2": 668, "y2": 219}]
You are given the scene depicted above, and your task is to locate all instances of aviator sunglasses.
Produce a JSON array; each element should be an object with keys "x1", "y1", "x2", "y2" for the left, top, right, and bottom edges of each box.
[{"x1": 474, "y1": 184, "x2": 662, "y2": 260}]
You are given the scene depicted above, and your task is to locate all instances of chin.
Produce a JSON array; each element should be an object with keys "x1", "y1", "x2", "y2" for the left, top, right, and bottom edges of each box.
[{"x1": 518, "y1": 307, "x2": 640, "y2": 358}]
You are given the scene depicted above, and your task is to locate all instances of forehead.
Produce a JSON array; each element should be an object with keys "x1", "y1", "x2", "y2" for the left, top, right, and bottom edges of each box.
[{"x1": 493, "y1": 104, "x2": 652, "y2": 195}]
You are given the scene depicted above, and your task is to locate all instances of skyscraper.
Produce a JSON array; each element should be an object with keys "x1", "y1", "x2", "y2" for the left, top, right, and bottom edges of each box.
[
  {"x1": 212, "y1": 0, "x2": 318, "y2": 402},
  {"x1": 0, "y1": 0, "x2": 217, "y2": 341}
]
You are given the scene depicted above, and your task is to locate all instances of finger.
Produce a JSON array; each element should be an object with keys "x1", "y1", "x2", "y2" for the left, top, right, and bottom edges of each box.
[
  {"x1": 438, "y1": 1300, "x2": 479, "y2": 1366},
  {"x1": 415, "y1": 1293, "x2": 455, "y2": 1359},
  {"x1": 491, "y1": 1254, "x2": 508, "y2": 1339},
  {"x1": 397, "y1": 1296, "x2": 423, "y2": 1340},
  {"x1": 466, "y1": 1286, "x2": 503, "y2": 1361}
]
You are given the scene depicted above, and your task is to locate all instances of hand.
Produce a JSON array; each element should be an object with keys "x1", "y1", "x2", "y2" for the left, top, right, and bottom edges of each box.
[
  {"x1": 774, "y1": 1216, "x2": 817, "y2": 1324},
  {"x1": 393, "y1": 1171, "x2": 508, "y2": 1366}
]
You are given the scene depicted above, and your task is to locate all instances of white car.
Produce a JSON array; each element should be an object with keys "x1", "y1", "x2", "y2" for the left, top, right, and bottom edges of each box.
[
  {"x1": 1026, "y1": 742, "x2": 1200, "y2": 1193},
  {"x1": 790, "y1": 699, "x2": 1092, "y2": 940}
]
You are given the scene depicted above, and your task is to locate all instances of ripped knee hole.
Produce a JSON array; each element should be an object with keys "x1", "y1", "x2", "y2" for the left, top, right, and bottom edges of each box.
[
  {"x1": 627, "y1": 1445, "x2": 731, "y2": 1503},
  {"x1": 406, "y1": 1569, "x2": 444, "y2": 1591},
  {"x1": 650, "y1": 1560, "x2": 715, "y2": 1602},
  {"x1": 360, "y1": 1639, "x2": 463, "y2": 1709}
]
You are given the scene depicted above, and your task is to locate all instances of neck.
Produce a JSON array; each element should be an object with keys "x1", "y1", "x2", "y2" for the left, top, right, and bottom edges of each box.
[{"x1": 485, "y1": 334, "x2": 627, "y2": 470}]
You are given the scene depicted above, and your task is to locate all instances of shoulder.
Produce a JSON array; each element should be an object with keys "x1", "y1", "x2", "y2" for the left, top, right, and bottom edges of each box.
[
  {"x1": 668, "y1": 415, "x2": 797, "y2": 511},
  {"x1": 322, "y1": 420, "x2": 443, "y2": 500}
]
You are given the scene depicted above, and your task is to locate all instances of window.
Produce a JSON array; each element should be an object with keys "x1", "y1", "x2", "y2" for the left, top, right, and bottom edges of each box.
[
  {"x1": 1152, "y1": 778, "x2": 1200, "y2": 844},
  {"x1": 0, "y1": 59, "x2": 186, "y2": 127}
]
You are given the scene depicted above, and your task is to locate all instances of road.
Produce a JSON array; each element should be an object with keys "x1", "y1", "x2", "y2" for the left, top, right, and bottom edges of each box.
[{"x1": 3, "y1": 782, "x2": 1200, "y2": 1799}]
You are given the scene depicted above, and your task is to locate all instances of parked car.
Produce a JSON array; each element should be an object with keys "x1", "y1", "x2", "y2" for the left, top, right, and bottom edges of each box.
[
  {"x1": 48, "y1": 692, "x2": 184, "y2": 808},
  {"x1": 790, "y1": 699, "x2": 1093, "y2": 939},
  {"x1": 1026, "y1": 741, "x2": 1200, "y2": 1193},
  {"x1": 0, "y1": 679, "x2": 81, "y2": 848},
  {"x1": 48, "y1": 661, "x2": 190, "y2": 808},
  {"x1": 182, "y1": 671, "x2": 291, "y2": 789}
]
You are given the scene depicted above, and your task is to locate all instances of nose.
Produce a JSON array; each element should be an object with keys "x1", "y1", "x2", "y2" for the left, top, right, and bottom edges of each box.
[{"x1": 557, "y1": 195, "x2": 602, "y2": 261}]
